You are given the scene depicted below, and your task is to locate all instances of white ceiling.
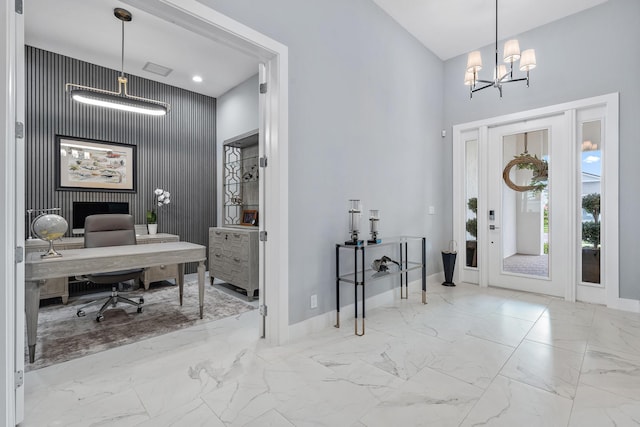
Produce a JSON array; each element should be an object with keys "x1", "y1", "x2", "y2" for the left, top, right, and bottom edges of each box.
[
  {"x1": 371, "y1": 0, "x2": 609, "y2": 60},
  {"x1": 24, "y1": 0, "x2": 260, "y2": 98},
  {"x1": 25, "y1": 0, "x2": 609, "y2": 98}
]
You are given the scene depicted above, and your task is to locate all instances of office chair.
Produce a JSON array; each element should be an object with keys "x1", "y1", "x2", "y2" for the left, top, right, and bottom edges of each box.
[{"x1": 76, "y1": 214, "x2": 144, "y2": 322}]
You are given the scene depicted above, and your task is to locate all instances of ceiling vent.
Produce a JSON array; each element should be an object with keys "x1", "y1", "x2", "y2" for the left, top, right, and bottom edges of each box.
[{"x1": 143, "y1": 62, "x2": 173, "y2": 77}]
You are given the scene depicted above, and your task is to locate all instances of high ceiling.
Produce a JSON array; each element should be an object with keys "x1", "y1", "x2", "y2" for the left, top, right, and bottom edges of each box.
[
  {"x1": 24, "y1": 0, "x2": 609, "y2": 99},
  {"x1": 24, "y1": 0, "x2": 260, "y2": 98},
  {"x1": 371, "y1": 0, "x2": 609, "y2": 60}
]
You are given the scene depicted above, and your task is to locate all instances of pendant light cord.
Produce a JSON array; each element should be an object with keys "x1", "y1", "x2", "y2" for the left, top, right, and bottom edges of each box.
[
  {"x1": 494, "y1": 0, "x2": 498, "y2": 80},
  {"x1": 120, "y1": 19, "x2": 125, "y2": 78}
]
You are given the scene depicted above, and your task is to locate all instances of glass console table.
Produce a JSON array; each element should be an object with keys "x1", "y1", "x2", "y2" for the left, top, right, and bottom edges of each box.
[{"x1": 335, "y1": 236, "x2": 426, "y2": 336}]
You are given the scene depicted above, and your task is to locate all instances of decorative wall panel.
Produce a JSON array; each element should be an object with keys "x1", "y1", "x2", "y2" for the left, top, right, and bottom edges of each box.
[{"x1": 25, "y1": 46, "x2": 217, "y2": 273}]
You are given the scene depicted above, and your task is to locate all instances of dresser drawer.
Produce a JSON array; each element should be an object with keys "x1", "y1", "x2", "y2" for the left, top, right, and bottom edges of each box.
[{"x1": 209, "y1": 227, "x2": 258, "y2": 300}]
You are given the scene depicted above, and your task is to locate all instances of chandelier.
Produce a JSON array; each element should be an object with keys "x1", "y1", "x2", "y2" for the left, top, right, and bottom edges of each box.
[
  {"x1": 464, "y1": 0, "x2": 537, "y2": 99},
  {"x1": 65, "y1": 8, "x2": 170, "y2": 115}
]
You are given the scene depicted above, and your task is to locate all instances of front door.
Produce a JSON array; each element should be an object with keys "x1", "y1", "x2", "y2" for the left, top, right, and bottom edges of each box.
[{"x1": 486, "y1": 115, "x2": 570, "y2": 297}]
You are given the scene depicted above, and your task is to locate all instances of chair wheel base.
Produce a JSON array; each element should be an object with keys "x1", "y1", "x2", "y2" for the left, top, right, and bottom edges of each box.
[
  {"x1": 77, "y1": 310, "x2": 85, "y2": 317},
  {"x1": 137, "y1": 307, "x2": 143, "y2": 313},
  {"x1": 139, "y1": 297, "x2": 144, "y2": 304},
  {"x1": 96, "y1": 315, "x2": 104, "y2": 322}
]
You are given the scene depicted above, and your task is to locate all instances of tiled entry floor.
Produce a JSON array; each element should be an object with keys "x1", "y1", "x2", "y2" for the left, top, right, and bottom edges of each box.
[{"x1": 23, "y1": 280, "x2": 640, "y2": 426}]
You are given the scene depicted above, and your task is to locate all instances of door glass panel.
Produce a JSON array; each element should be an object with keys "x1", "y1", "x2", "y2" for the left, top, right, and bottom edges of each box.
[
  {"x1": 501, "y1": 130, "x2": 549, "y2": 277},
  {"x1": 465, "y1": 139, "x2": 478, "y2": 268},
  {"x1": 581, "y1": 120, "x2": 602, "y2": 284}
]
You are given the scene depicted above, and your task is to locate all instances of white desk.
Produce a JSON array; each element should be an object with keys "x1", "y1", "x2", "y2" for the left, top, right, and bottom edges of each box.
[{"x1": 24, "y1": 242, "x2": 206, "y2": 363}]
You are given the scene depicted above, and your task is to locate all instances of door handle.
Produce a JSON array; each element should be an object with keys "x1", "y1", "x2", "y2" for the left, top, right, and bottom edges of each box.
[{"x1": 489, "y1": 225, "x2": 500, "y2": 230}]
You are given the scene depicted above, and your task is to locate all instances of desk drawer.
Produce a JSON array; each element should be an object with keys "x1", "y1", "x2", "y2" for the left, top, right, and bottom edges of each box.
[
  {"x1": 40, "y1": 277, "x2": 69, "y2": 304},
  {"x1": 142, "y1": 263, "x2": 179, "y2": 286}
]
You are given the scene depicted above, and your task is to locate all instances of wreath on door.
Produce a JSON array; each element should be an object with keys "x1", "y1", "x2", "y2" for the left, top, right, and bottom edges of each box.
[{"x1": 502, "y1": 153, "x2": 548, "y2": 192}]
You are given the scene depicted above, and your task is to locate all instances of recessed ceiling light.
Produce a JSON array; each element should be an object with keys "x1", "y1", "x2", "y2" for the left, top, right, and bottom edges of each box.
[{"x1": 192, "y1": 75, "x2": 203, "y2": 83}]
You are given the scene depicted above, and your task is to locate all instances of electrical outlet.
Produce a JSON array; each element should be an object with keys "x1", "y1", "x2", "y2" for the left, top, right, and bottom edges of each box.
[
  {"x1": 428, "y1": 206, "x2": 435, "y2": 215},
  {"x1": 310, "y1": 294, "x2": 318, "y2": 309}
]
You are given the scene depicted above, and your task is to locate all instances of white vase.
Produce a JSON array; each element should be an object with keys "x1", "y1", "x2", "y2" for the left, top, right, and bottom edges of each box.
[{"x1": 148, "y1": 224, "x2": 158, "y2": 235}]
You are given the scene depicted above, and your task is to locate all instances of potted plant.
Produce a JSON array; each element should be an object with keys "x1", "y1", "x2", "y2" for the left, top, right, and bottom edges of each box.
[
  {"x1": 581, "y1": 193, "x2": 600, "y2": 283},
  {"x1": 146, "y1": 188, "x2": 171, "y2": 235},
  {"x1": 465, "y1": 197, "x2": 478, "y2": 267}
]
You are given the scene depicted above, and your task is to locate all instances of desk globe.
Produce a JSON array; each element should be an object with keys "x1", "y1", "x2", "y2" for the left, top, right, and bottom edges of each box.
[{"x1": 32, "y1": 214, "x2": 68, "y2": 258}]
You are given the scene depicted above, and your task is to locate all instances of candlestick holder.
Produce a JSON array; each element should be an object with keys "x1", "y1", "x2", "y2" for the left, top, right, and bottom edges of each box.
[
  {"x1": 368, "y1": 209, "x2": 381, "y2": 244},
  {"x1": 345, "y1": 199, "x2": 363, "y2": 246}
]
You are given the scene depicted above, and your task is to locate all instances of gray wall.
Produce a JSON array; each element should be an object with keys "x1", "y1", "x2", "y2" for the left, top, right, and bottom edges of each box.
[
  {"x1": 25, "y1": 46, "x2": 217, "y2": 272},
  {"x1": 443, "y1": 0, "x2": 640, "y2": 299},
  {"x1": 217, "y1": 74, "x2": 259, "y2": 143},
  {"x1": 201, "y1": 0, "x2": 446, "y2": 324},
  {"x1": 216, "y1": 74, "x2": 259, "y2": 226}
]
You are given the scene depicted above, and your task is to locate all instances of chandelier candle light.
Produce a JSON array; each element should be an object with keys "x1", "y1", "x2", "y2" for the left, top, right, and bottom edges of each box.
[
  {"x1": 346, "y1": 199, "x2": 364, "y2": 246},
  {"x1": 464, "y1": 0, "x2": 537, "y2": 98},
  {"x1": 368, "y1": 210, "x2": 381, "y2": 244}
]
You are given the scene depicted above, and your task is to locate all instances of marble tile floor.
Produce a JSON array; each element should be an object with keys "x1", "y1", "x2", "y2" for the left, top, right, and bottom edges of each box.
[{"x1": 22, "y1": 280, "x2": 640, "y2": 426}]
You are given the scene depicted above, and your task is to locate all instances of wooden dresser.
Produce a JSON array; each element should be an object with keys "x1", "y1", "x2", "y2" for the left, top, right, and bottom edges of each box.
[
  {"x1": 209, "y1": 227, "x2": 258, "y2": 300},
  {"x1": 25, "y1": 233, "x2": 180, "y2": 303}
]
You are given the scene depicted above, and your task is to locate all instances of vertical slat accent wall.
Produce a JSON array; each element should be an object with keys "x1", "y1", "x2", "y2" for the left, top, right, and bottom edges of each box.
[{"x1": 25, "y1": 46, "x2": 217, "y2": 273}]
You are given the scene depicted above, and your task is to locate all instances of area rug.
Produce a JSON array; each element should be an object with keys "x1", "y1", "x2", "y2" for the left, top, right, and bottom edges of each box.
[{"x1": 26, "y1": 281, "x2": 255, "y2": 371}]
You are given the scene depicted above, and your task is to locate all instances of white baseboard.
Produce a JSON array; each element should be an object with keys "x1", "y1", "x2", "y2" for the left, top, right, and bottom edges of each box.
[
  {"x1": 576, "y1": 284, "x2": 605, "y2": 305},
  {"x1": 288, "y1": 273, "x2": 442, "y2": 342},
  {"x1": 576, "y1": 283, "x2": 640, "y2": 313},
  {"x1": 610, "y1": 297, "x2": 640, "y2": 313}
]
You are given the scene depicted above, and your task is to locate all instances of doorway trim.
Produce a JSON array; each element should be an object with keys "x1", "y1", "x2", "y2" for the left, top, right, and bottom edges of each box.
[
  {"x1": 119, "y1": 0, "x2": 290, "y2": 345},
  {"x1": 1, "y1": 0, "x2": 22, "y2": 423},
  {"x1": 453, "y1": 93, "x2": 623, "y2": 309},
  {"x1": 2, "y1": 2, "x2": 289, "y2": 423}
]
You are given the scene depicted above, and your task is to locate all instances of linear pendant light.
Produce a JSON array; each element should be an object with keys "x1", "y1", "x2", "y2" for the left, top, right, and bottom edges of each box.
[
  {"x1": 463, "y1": 0, "x2": 537, "y2": 99},
  {"x1": 65, "y1": 8, "x2": 170, "y2": 116}
]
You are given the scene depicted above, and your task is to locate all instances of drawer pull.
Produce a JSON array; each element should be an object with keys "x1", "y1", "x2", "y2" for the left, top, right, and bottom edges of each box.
[
  {"x1": 234, "y1": 257, "x2": 241, "y2": 262},
  {"x1": 215, "y1": 253, "x2": 221, "y2": 258},
  {"x1": 233, "y1": 233, "x2": 241, "y2": 238},
  {"x1": 215, "y1": 231, "x2": 222, "y2": 235}
]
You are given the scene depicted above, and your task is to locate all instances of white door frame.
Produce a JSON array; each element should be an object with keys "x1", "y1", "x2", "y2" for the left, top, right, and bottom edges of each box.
[
  {"x1": 453, "y1": 93, "x2": 626, "y2": 310},
  {"x1": 2, "y1": 2, "x2": 289, "y2": 423},
  {"x1": 1, "y1": 0, "x2": 24, "y2": 423},
  {"x1": 125, "y1": 0, "x2": 290, "y2": 347}
]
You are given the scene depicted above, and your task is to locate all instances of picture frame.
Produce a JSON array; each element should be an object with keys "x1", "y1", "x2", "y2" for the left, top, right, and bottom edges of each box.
[
  {"x1": 55, "y1": 135, "x2": 137, "y2": 192},
  {"x1": 241, "y1": 209, "x2": 258, "y2": 226}
]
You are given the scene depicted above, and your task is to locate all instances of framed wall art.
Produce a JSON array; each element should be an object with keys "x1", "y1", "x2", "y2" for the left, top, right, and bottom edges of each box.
[{"x1": 55, "y1": 135, "x2": 137, "y2": 192}]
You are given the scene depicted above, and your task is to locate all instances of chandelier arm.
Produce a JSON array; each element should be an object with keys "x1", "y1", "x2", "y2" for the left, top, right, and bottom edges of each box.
[
  {"x1": 475, "y1": 78, "x2": 494, "y2": 84},
  {"x1": 471, "y1": 82, "x2": 494, "y2": 93},
  {"x1": 500, "y1": 77, "x2": 529, "y2": 84}
]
